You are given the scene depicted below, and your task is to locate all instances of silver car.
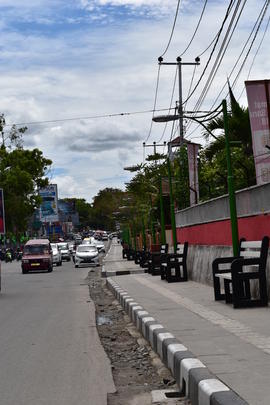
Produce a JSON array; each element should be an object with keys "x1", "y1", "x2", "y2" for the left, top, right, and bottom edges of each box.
[
  {"x1": 51, "y1": 243, "x2": 62, "y2": 266},
  {"x1": 74, "y1": 244, "x2": 99, "y2": 268}
]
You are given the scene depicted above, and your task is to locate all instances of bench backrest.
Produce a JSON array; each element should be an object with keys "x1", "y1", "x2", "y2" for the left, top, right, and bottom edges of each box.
[
  {"x1": 239, "y1": 236, "x2": 269, "y2": 270},
  {"x1": 176, "y1": 242, "x2": 188, "y2": 255},
  {"x1": 160, "y1": 244, "x2": 168, "y2": 254}
]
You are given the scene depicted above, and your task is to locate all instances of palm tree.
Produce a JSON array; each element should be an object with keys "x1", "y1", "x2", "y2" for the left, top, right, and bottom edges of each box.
[{"x1": 200, "y1": 85, "x2": 256, "y2": 196}]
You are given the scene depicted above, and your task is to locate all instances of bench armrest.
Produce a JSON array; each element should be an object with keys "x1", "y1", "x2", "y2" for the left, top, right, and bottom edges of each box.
[
  {"x1": 167, "y1": 253, "x2": 183, "y2": 260},
  {"x1": 213, "y1": 256, "x2": 238, "y2": 265}
]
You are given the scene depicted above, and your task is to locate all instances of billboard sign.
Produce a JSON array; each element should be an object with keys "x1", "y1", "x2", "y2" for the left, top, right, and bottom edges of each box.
[
  {"x1": 0, "y1": 189, "x2": 5, "y2": 234},
  {"x1": 245, "y1": 80, "x2": 270, "y2": 184},
  {"x1": 39, "y1": 184, "x2": 59, "y2": 223}
]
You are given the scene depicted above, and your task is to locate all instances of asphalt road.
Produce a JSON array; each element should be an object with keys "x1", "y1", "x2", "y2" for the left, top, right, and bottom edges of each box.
[{"x1": 0, "y1": 258, "x2": 115, "y2": 405}]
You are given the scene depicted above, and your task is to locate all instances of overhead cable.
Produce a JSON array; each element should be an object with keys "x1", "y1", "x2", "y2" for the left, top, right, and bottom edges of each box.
[
  {"x1": 157, "y1": 67, "x2": 178, "y2": 143},
  {"x1": 237, "y1": 12, "x2": 270, "y2": 100},
  {"x1": 189, "y1": 0, "x2": 246, "y2": 121},
  {"x1": 144, "y1": 64, "x2": 161, "y2": 143},
  {"x1": 232, "y1": 0, "x2": 270, "y2": 88},
  {"x1": 160, "y1": 0, "x2": 182, "y2": 57},
  {"x1": 180, "y1": 0, "x2": 208, "y2": 57},
  {"x1": 182, "y1": 0, "x2": 235, "y2": 105},
  {"x1": 210, "y1": 0, "x2": 269, "y2": 109}
]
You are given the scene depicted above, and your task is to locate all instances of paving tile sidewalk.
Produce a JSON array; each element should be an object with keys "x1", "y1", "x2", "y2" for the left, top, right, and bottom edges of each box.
[{"x1": 105, "y1": 241, "x2": 270, "y2": 405}]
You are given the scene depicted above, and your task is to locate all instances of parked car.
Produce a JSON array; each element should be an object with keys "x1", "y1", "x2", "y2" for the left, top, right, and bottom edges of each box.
[
  {"x1": 21, "y1": 239, "x2": 53, "y2": 274},
  {"x1": 74, "y1": 244, "x2": 99, "y2": 268},
  {"x1": 51, "y1": 243, "x2": 62, "y2": 266},
  {"x1": 57, "y1": 242, "x2": 71, "y2": 261}
]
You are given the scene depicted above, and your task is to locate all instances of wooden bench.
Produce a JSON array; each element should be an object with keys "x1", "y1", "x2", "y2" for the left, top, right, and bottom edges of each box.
[
  {"x1": 212, "y1": 236, "x2": 269, "y2": 308},
  {"x1": 148, "y1": 244, "x2": 168, "y2": 276},
  {"x1": 161, "y1": 242, "x2": 188, "y2": 282}
]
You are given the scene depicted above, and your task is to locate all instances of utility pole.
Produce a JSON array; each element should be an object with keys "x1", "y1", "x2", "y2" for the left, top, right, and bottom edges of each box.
[{"x1": 157, "y1": 56, "x2": 200, "y2": 146}]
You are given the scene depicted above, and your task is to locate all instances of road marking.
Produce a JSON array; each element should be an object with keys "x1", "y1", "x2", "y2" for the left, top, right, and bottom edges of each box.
[{"x1": 132, "y1": 275, "x2": 270, "y2": 355}]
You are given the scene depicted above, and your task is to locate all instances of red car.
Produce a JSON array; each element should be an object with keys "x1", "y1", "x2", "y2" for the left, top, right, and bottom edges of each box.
[{"x1": 21, "y1": 239, "x2": 53, "y2": 274}]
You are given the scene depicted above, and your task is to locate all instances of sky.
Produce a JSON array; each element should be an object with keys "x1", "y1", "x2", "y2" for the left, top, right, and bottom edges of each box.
[{"x1": 0, "y1": 0, "x2": 269, "y2": 202}]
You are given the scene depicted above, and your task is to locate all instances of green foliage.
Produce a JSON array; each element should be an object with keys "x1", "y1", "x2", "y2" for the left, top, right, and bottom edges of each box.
[
  {"x1": 199, "y1": 89, "x2": 256, "y2": 199},
  {"x1": 1, "y1": 147, "x2": 52, "y2": 235},
  {"x1": 91, "y1": 188, "x2": 126, "y2": 230}
]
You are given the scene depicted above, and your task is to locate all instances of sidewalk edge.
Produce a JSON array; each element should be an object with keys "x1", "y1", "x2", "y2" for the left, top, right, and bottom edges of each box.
[{"x1": 106, "y1": 277, "x2": 249, "y2": 405}]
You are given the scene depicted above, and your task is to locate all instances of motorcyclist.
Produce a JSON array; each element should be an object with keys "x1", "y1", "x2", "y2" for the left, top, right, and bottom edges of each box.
[{"x1": 5, "y1": 249, "x2": 12, "y2": 262}]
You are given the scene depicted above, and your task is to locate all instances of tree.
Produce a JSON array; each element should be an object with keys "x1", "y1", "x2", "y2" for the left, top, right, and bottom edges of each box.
[
  {"x1": 0, "y1": 147, "x2": 52, "y2": 236},
  {"x1": 91, "y1": 188, "x2": 126, "y2": 230},
  {"x1": 199, "y1": 86, "x2": 255, "y2": 200}
]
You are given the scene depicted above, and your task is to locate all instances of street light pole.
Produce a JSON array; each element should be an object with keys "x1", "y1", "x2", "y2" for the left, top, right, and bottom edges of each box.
[
  {"x1": 167, "y1": 158, "x2": 177, "y2": 253},
  {"x1": 223, "y1": 99, "x2": 239, "y2": 256},
  {"x1": 143, "y1": 141, "x2": 167, "y2": 245}
]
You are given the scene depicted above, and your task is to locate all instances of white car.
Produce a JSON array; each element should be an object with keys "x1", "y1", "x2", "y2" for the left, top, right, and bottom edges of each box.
[
  {"x1": 57, "y1": 242, "x2": 71, "y2": 261},
  {"x1": 51, "y1": 243, "x2": 62, "y2": 266},
  {"x1": 95, "y1": 240, "x2": 105, "y2": 253},
  {"x1": 74, "y1": 244, "x2": 99, "y2": 268}
]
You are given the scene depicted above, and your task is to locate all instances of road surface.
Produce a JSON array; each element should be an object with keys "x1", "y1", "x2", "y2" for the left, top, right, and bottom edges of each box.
[{"x1": 0, "y1": 259, "x2": 115, "y2": 405}]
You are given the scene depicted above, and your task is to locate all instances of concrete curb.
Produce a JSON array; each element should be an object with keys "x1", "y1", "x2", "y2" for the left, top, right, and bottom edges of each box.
[
  {"x1": 106, "y1": 277, "x2": 249, "y2": 405},
  {"x1": 101, "y1": 268, "x2": 145, "y2": 278}
]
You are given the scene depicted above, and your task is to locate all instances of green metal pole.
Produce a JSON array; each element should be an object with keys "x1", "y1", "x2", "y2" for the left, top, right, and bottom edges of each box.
[
  {"x1": 149, "y1": 196, "x2": 156, "y2": 244},
  {"x1": 167, "y1": 158, "x2": 177, "y2": 253},
  {"x1": 159, "y1": 177, "x2": 166, "y2": 244},
  {"x1": 142, "y1": 216, "x2": 146, "y2": 248},
  {"x1": 222, "y1": 99, "x2": 239, "y2": 256}
]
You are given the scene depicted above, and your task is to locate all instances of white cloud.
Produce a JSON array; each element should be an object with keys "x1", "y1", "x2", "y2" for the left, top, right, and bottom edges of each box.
[{"x1": 0, "y1": 0, "x2": 268, "y2": 201}]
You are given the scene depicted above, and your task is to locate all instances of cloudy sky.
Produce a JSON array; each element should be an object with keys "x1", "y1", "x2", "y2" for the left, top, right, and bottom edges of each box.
[{"x1": 0, "y1": 0, "x2": 269, "y2": 201}]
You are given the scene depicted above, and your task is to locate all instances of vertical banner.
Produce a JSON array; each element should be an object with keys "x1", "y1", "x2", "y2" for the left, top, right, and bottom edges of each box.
[
  {"x1": 0, "y1": 189, "x2": 5, "y2": 234},
  {"x1": 187, "y1": 143, "x2": 200, "y2": 206},
  {"x1": 245, "y1": 80, "x2": 270, "y2": 184}
]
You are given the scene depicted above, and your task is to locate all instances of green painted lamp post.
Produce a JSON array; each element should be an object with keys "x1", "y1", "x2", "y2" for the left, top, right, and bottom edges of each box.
[
  {"x1": 222, "y1": 99, "x2": 239, "y2": 255},
  {"x1": 159, "y1": 177, "x2": 166, "y2": 244},
  {"x1": 167, "y1": 158, "x2": 177, "y2": 253}
]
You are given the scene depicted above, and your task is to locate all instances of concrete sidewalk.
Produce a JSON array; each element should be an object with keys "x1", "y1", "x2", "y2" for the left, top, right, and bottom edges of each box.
[{"x1": 104, "y1": 241, "x2": 270, "y2": 405}]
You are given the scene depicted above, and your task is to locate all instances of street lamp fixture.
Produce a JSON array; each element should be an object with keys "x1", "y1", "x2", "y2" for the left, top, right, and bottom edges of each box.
[{"x1": 152, "y1": 115, "x2": 180, "y2": 123}]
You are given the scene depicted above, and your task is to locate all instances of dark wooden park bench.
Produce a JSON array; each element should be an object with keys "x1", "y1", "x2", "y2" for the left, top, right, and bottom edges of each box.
[
  {"x1": 160, "y1": 242, "x2": 189, "y2": 282},
  {"x1": 212, "y1": 236, "x2": 269, "y2": 308},
  {"x1": 148, "y1": 244, "x2": 168, "y2": 276}
]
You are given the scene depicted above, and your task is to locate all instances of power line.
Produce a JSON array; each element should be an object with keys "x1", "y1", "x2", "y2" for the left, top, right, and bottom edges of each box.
[
  {"x1": 180, "y1": 0, "x2": 208, "y2": 57},
  {"x1": 189, "y1": 0, "x2": 245, "y2": 116},
  {"x1": 237, "y1": 12, "x2": 270, "y2": 100},
  {"x1": 160, "y1": 0, "x2": 182, "y2": 57},
  {"x1": 157, "y1": 67, "x2": 178, "y2": 143},
  {"x1": 210, "y1": 0, "x2": 269, "y2": 109},
  {"x1": 182, "y1": 0, "x2": 235, "y2": 105},
  {"x1": 144, "y1": 64, "x2": 161, "y2": 143},
  {"x1": 232, "y1": 0, "x2": 270, "y2": 88}
]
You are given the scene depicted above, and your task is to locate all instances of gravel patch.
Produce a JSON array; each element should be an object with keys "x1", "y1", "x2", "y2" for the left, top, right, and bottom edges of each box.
[{"x1": 87, "y1": 266, "x2": 190, "y2": 405}]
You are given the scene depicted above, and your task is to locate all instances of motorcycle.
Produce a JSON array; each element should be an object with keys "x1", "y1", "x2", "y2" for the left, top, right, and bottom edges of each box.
[
  {"x1": 5, "y1": 250, "x2": 13, "y2": 263},
  {"x1": 16, "y1": 250, "x2": 23, "y2": 261}
]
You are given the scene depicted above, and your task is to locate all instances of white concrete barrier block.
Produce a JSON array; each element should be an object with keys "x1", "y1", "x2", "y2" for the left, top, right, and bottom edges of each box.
[
  {"x1": 148, "y1": 324, "x2": 163, "y2": 348},
  {"x1": 167, "y1": 343, "x2": 188, "y2": 373},
  {"x1": 136, "y1": 310, "x2": 149, "y2": 329},
  {"x1": 131, "y1": 305, "x2": 143, "y2": 322},
  {"x1": 181, "y1": 358, "x2": 206, "y2": 395},
  {"x1": 127, "y1": 302, "x2": 139, "y2": 317},
  {"x1": 198, "y1": 379, "x2": 230, "y2": 405},
  {"x1": 141, "y1": 317, "x2": 155, "y2": 337},
  {"x1": 156, "y1": 333, "x2": 174, "y2": 359}
]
